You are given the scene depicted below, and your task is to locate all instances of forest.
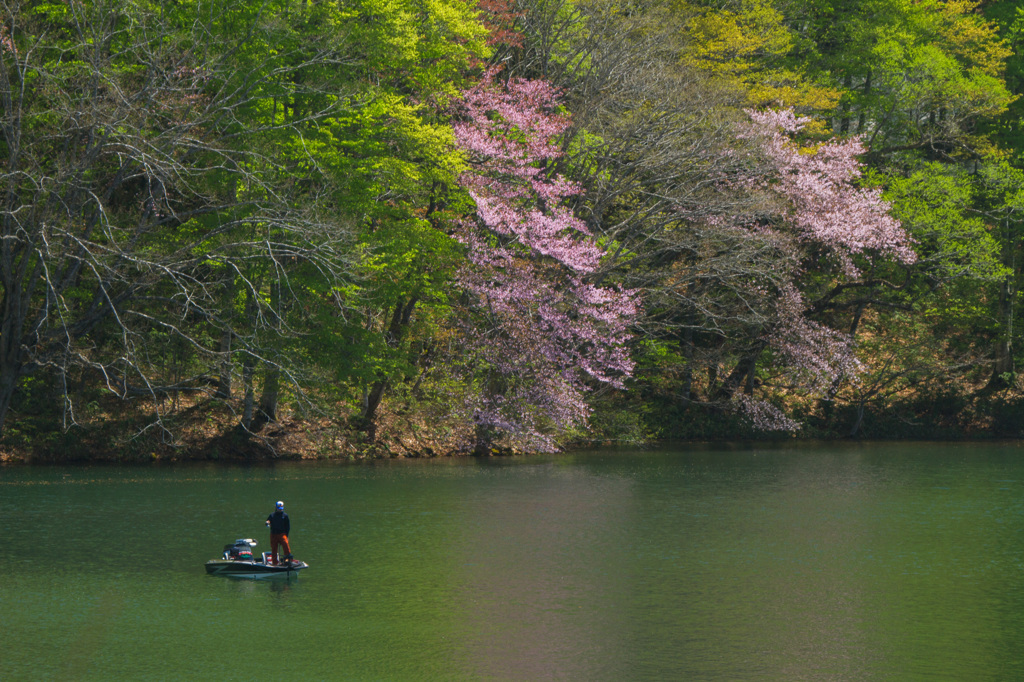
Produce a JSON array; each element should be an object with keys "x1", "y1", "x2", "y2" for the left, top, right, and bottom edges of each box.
[{"x1": 1, "y1": 0, "x2": 1023, "y2": 461}]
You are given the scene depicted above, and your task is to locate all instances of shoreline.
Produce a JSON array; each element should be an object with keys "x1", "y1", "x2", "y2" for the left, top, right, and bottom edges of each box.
[
  {"x1": 3, "y1": 428, "x2": 1021, "y2": 466},
  {"x1": 3, "y1": 392, "x2": 1022, "y2": 465}
]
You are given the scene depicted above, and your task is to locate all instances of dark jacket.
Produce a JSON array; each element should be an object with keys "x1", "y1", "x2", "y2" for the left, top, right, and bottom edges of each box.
[{"x1": 267, "y1": 510, "x2": 290, "y2": 535}]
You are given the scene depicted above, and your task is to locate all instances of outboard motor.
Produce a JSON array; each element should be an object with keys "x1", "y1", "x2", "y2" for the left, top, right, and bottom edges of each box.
[{"x1": 223, "y1": 538, "x2": 257, "y2": 561}]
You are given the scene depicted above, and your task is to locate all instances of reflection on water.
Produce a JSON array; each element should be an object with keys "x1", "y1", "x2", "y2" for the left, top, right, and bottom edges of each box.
[{"x1": 2, "y1": 442, "x2": 1023, "y2": 680}]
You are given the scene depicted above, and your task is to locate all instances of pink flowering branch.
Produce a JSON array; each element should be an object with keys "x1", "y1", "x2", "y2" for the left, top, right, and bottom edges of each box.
[
  {"x1": 707, "y1": 110, "x2": 917, "y2": 431},
  {"x1": 746, "y1": 109, "x2": 916, "y2": 276},
  {"x1": 452, "y1": 68, "x2": 640, "y2": 451},
  {"x1": 0, "y1": 25, "x2": 16, "y2": 57}
]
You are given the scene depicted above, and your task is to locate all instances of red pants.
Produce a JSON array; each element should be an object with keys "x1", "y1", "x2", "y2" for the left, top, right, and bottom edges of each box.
[{"x1": 270, "y1": 533, "x2": 291, "y2": 564}]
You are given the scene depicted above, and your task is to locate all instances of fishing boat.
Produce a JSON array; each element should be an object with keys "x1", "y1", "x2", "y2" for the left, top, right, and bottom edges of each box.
[{"x1": 205, "y1": 538, "x2": 308, "y2": 579}]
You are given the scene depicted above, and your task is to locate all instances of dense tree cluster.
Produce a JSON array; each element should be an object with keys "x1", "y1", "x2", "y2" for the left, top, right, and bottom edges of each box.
[{"x1": 1, "y1": 0, "x2": 1023, "y2": 456}]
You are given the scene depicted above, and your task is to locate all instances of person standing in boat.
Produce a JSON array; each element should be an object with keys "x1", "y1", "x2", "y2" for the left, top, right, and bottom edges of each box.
[{"x1": 265, "y1": 500, "x2": 291, "y2": 565}]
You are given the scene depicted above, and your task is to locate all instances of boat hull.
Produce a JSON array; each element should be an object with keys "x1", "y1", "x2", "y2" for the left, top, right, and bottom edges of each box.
[{"x1": 205, "y1": 559, "x2": 308, "y2": 580}]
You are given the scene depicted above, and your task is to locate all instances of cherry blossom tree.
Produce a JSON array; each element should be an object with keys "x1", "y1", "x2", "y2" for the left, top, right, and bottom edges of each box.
[
  {"x1": 746, "y1": 109, "x2": 916, "y2": 274},
  {"x1": 451, "y1": 69, "x2": 639, "y2": 452},
  {"x1": 720, "y1": 109, "x2": 917, "y2": 430}
]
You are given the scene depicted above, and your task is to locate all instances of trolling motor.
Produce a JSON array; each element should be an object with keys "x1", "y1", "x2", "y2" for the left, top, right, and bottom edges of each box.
[{"x1": 222, "y1": 538, "x2": 258, "y2": 561}]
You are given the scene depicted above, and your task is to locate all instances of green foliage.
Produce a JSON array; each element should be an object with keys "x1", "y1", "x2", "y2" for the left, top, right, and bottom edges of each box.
[
  {"x1": 881, "y1": 163, "x2": 1007, "y2": 283},
  {"x1": 678, "y1": 0, "x2": 842, "y2": 111},
  {"x1": 6, "y1": 0, "x2": 1024, "y2": 454},
  {"x1": 982, "y1": 2, "x2": 1024, "y2": 158},
  {"x1": 784, "y1": 0, "x2": 1013, "y2": 155}
]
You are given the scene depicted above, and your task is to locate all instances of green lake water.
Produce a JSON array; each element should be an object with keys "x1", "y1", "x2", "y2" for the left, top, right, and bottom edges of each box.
[{"x1": 2, "y1": 441, "x2": 1023, "y2": 680}]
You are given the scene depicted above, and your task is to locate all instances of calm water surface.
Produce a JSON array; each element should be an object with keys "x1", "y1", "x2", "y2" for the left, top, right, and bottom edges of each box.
[{"x1": 2, "y1": 442, "x2": 1023, "y2": 680}]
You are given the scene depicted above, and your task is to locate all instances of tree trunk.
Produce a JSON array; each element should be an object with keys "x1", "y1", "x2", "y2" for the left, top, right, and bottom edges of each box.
[
  {"x1": 982, "y1": 221, "x2": 1017, "y2": 394},
  {"x1": 241, "y1": 355, "x2": 255, "y2": 430},
  {"x1": 0, "y1": 243, "x2": 37, "y2": 439},
  {"x1": 215, "y1": 274, "x2": 236, "y2": 399},
  {"x1": 255, "y1": 365, "x2": 280, "y2": 430},
  {"x1": 0, "y1": 360, "x2": 20, "y2": 438},
  {"x1": 839, "y1": 72, "x2": 853, "y2": 135},
  {"x1": 983, "y1": 276, "x2": 1015, "y2": 392},
  {"x1": 473, "y1": 419, "x2": 495, "y2": 456},
  {"x1": 361, "y1": 295, "x2": 419, "y2": 435},
  {"x1": 715, "y1": 342, "x2": 766, "y2": 401},
  {"x1": 681, "y1": 327, "x2": 694, "y2": 404},
  {"x1": 744, "y1": 357, "x2": 756, "y2": 396},
  {"x1": 254, "y1": 277, "x2": 282, "y2": 430},
  {"x1": 856, "y1": 69, "x2": 871, "y2": 134},
  {"x1": 362, "y1": 380, "x2": 387, "y2": 431},
  {"x1": 823, "y1": 302, "x2": 866, "y2": 418},
  {"x1": 240, "y1": 289, "x2": 258, "y2": 431},
  {"x1": 215, "y1": 329, "x2": 232, "y2": 399}
]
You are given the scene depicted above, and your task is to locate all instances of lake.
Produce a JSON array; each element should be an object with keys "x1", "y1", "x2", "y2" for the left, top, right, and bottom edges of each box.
[{"x1": 2, "y1": 441, "x2": 1023, "y2": 680}]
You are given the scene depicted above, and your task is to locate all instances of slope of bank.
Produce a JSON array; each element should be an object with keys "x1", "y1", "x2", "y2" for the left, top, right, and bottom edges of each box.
[{"x1": 2, "y1": 389, "x2": 1023, "y2": 464}]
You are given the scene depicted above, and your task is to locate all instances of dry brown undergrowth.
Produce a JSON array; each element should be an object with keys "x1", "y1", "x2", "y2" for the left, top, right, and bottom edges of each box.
[{"x1": 0, "y1": 392, "x2": 478, "y2": 463}]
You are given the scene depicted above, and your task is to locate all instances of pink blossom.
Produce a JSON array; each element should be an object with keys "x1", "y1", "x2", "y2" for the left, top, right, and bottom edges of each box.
[
  {"x1": 0, "y1": 26, "x2": 16, "y2": 56},
  {"x1": 769, "y1": 284, "x2": 862, "y2": 394},
  {"x1": 709, "y1": 110, "x2": 916, "y2": 430},
  {"x1": 452, "y1": 69, "x2": 640, "y2": 449},
  {"x1": 746, "y1": 109, "x2": 916, "y2": 276}
]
